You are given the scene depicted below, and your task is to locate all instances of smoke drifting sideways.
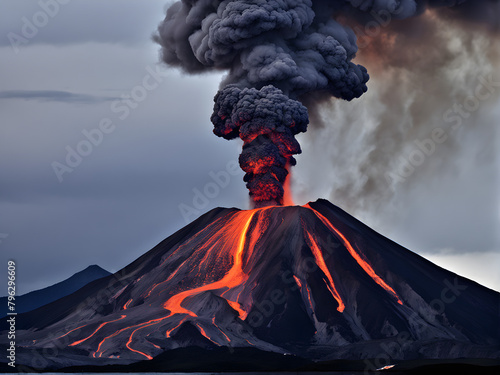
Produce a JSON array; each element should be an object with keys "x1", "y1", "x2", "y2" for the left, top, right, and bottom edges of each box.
[
  {"x1": 297, "y1": 3, "x2": 499, "y2": 235},
  {"x1": 154, "y1": 0, "x2": 498, "y2": 207}
]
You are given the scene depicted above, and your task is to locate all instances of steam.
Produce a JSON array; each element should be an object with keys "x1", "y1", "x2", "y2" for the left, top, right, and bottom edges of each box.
[
  {"x1": 297, "y1": 10, "x2": 499, "y2": 228},
  {"x1": 154, "y1": 0, "x2": 498, "y2": 207}
]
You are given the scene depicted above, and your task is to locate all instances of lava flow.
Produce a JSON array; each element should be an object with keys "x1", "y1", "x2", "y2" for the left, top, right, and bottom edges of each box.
[
  {"x1": 52, "y1": 205, "x2": 402, "y2": 359},
  {"x1": 161, "y1": 209, "x2": 258, "y2": 318},
  {"x1": 33, "y1": 201, "x2": 410, "y2": 362},
  {"x1": 69, "y1": 315, "x2": 126, "y2": 347},
  {"x1": 91, "y1": 208, "x2": 267, "y2": 359},
  {"x1": 304, "y1": 230, "x2": 345, "y2": 312},
  {"x1": 19, "y1": 199, "x2": 500, "y2": 366},
  {"x1": 306, "y1": 204, "x2": 403, "y2": 305}
]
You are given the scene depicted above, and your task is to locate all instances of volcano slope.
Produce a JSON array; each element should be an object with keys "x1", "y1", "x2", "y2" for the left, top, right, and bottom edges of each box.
[{"x1": 5, "y1": 199, "x2": 499, "y2": 369}]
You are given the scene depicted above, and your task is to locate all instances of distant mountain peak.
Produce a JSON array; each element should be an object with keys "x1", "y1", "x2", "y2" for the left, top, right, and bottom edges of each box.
[
  {"x1": 1, "y1": 264, "x2": 111, "y2": 318},
  {"x1": 78, "y1": 264, "x2": 110, "y2": 275}
]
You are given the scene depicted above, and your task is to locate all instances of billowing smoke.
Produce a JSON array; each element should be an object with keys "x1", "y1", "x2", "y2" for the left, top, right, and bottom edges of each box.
[
  {"x1": 212, "y1": 85, "x2": 308, "y2": 205},
  {"x1": 295, "y1": 4, "x2": 499, "y2": 243},
  {"x1": 154, "y1": 0, "x2": 498, "y2": 207}
]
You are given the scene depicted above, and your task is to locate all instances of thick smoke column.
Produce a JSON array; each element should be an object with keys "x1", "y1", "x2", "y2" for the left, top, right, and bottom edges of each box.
[
  {"x1": 155, "y1": 0, "x2": 368, "y2": 206},
  {"x1": 212, "y1": 85, "x2": 308, "y2": 205},
  {"x1": 154, "y1": 0, "x2": 497, "y2": 206}
]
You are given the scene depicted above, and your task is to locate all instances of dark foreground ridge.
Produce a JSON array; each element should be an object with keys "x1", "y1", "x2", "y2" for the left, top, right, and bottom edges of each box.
[
  {"x1": 1, "y1": 348, "x2": 499, "y2": 373},
  {"x1": 1, "y1": 199, "x2": 498, "y2": 370}
]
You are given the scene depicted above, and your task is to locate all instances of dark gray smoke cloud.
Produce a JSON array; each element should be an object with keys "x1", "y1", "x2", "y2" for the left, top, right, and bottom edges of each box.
[
  {"x1": 154, "y1": 0, "x2": 498, "y2": 206},
  {"x1": 212, "y1": 85, "x2": 308, "y2": 205},
  {"x1": 154, "y1": 0, "x2": 369, "y2": 100}
]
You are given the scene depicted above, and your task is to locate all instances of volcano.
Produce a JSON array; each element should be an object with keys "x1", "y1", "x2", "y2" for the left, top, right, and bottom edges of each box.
[{"x1": 6, "y1": 200, "x2": 499, "y2": 369}]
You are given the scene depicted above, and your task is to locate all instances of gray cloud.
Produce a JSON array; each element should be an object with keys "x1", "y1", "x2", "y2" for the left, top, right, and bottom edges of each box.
[
  {"x1": 0, "y1": 0, "x2": 166, "y2": 48},
  {"x1": 0, "y1": 89, "x2": 119, "y2": 103}
]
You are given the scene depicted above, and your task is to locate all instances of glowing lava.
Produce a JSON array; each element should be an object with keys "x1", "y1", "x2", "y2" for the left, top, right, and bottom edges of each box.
[
  {"x1": 50, "y1": 201, "x2": 407, "y2": 361},
  {"x1": 195, "y1": 323, "x2": 221, "y2": 346},
  {"x1": 162, "y1": 209, "x2": 258, "y2": 318},
  {"x1": 165, "y1": 318, "x2": 186, "y2": 338},
  {"x1": 125, "y1": 319, "x2": 166, "y2": 360},
  {"x1": 304, "y1": 231, "x2": 345, "y2": 312},
  {"x1": 54, "y1": 323, "x2": 89, "y2": 340},
  {"x1": 69, "y1": 315, "x2": 126, "y2": 347},
  {"x1": 123, "y1": 299, "x2": 132, "y2": 310},
  {"x1": 306, "y1": 204, "x2": 403, "y2": 305}
]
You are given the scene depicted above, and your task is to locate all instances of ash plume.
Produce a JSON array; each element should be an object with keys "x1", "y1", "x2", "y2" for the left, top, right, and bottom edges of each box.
[
  {"x1": 154, "y1": 0, "x2": 499, "y2": 207},
  {"x1": 212, "y1": 85, "x2": 308, "y2": 205}
]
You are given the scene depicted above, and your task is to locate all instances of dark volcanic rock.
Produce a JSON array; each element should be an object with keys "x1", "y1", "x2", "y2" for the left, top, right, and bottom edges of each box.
[{"x1": 2, "y1": 200, "x2": 499, "y2": 369}]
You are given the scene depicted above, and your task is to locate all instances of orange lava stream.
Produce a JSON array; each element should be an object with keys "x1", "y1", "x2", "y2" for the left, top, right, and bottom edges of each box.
[
  {"x1": 95, "y1": 317, "x2": 165, "y2": 357},
  {"x1": 294, "y1": 275, "x2": 315, "y2": 313},
  {"x1": 166, "y1": 317, "x2": 186, "y2": 338},
  {"x1": 292, "y1": 275, "x2": 302, "y2": 288},
  {"x1": 304, "y1": 231, "x2": 345, "y2": 312},
  {"x1": 162, "y1": 210, "x2": 257, "y2": 318},
  {"x1": 307, "y1": 205, "x2": 403, "y2": 305},
  {"x1": 123, "y1": 299, "x2": 132, "y2": 310},
  {"x1": 147, "y1": 340, "x2": 161, "y2": 349},
  {"x1": 69, "y1": 315, "x2": 126, "y2": 347},
  {"x1": 226, "y1": 300, "x2": 248, "y2": 320},
  {"x1": 146, "y1": 219, "x2": 228, "y2": 301},
  {"x1": 195, "y1": 323, "x2": 221, "y2": 346},
  {"x1": 304, "y1": 284, "x2": 315, "y2": 315},
  {"x1": 125, "y1": 319, "x2": 165, "y2": 360},
  {"x1": 293, "y1": 275, "x2": 314, "y2": 313},
  {"x1": 212, "y1": 317, "x2": 231, "y2": 342},
  {"x1": 145, "y1": 281, "x2": 163, "y2": 298},
  {"x1": 54, "y1": 323, "x2": 89, "y2": 340},
  {"x1": 98, "y1": 315, "x2": 176, "y2": 359}
]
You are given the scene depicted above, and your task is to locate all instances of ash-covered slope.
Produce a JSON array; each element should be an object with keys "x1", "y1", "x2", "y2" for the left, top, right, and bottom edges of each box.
[{"x1": 7, "y1": 200, "x2": 500, "y2": 369}]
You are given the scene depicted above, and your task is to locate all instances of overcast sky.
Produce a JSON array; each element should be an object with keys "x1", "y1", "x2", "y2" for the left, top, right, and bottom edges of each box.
[{"x1": 0, "y1": 0, "x2": 498, "y2": 295}]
